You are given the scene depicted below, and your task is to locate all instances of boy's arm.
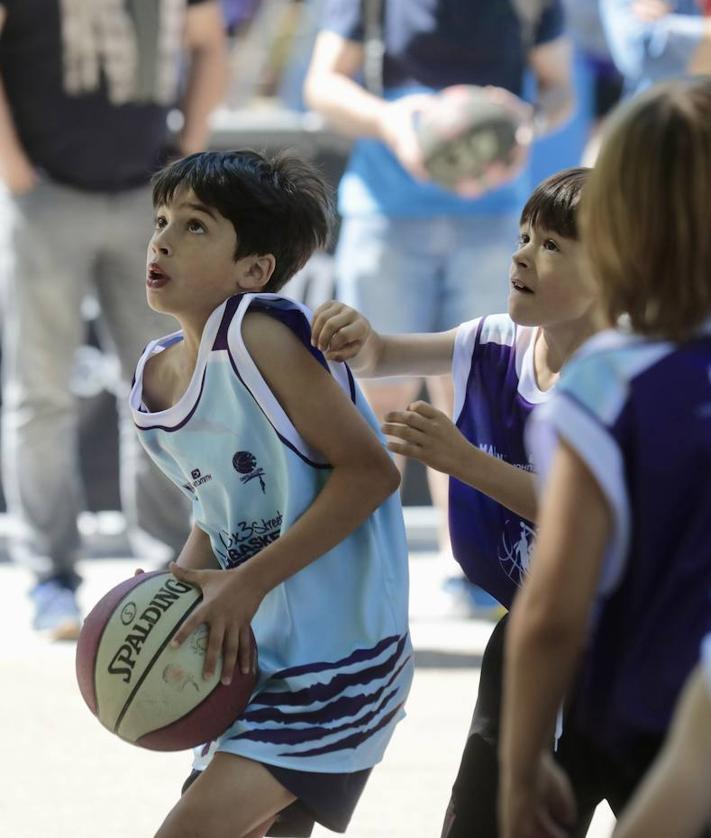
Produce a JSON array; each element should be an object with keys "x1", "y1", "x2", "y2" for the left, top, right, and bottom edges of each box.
[
  {"x1": 175, "y1": 522, "x2": 221, "y2": 570},
  {"x1": 311, "y1": 300, "x2": 456, "y2": 377},
  {"x1": 382, "y1": 401, "x2": 538, "y2": 521},
  {"x1": 614, "y1": 666, "x2": 711, "y2": 838},
  {"x1": 177, "y1": 1, "x2": 229, "y2": 155},
  {"x1": 499, "y1": 439, "x2": 611, "y2": 838},
  {"x1": 171, "y1": 313, "x2": 400, "y2": 682}
]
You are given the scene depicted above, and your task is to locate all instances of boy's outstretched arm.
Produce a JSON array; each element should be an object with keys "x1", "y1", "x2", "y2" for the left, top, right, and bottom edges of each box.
[
  {"x1": 383, "y1": 400, "x2": 538, "y2": 522},
  {"x1": 311, "y1": 300, "x2": 455, "y2": 377},
  {"x1": 499, "y1": 439, "x2": 611, "y2": 838},
  {"x1": 614, "y1": 665, "x2": 711, "y2": 838},
  {"x1": 171, "y1": 312, "x2": 401, "y2": 685}
]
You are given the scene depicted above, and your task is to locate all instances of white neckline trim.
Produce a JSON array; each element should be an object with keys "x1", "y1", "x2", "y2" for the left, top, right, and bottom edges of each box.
[
  {"x1": 517, "y1": 327, "x2": 549, "y2": 405},
  {"x1": 131, "y1": 301, "x2": 226, "y2": 429}
]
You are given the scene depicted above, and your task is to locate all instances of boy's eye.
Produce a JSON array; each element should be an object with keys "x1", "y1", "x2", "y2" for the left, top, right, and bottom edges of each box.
[
  {"x1": 188, "y1": 219, "x2": 206, "y2": 234},
  {"x1": 517, "y1": 233, "x2": 530, "y2": 246},
  {"x1": 154, "y1": 215, "x2": 167, "y2": 229},
  {"x1": 543, "y1": 239, "x2": 559, "y2": 252}
]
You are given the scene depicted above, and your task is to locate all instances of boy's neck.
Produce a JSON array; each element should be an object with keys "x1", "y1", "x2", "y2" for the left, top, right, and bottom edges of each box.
[
  {"x1": 177, "y1": 314, "x2": 211, "y2": 368},
  {"x1": 534, "y1": 310, "x2": 605, "y2": 391}
]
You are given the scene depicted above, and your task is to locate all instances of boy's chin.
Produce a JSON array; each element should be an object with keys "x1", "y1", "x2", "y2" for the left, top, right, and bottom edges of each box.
[{"x1": 507, "y1": 302, "x2": 539, "y2": 328}]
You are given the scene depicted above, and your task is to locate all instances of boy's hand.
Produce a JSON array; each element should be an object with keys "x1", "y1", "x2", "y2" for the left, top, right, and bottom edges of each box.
[
  {"x1": 311, "y1": 301, "x2": 372, "y2": 362},
  {"x1": 382, "y1": 401, "x2": 469, "y2": 475},
  {"x1": 499, "y1": 753, "x2": 576, "y2": 838},
  {"x1": 168, "y1": 561, "x2": 262, "y2": 686}
]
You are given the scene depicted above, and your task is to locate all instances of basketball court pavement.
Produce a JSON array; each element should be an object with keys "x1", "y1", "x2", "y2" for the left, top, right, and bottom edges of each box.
[{"x1": 0, "y1": 510, "x2": 615, "y2": 837}]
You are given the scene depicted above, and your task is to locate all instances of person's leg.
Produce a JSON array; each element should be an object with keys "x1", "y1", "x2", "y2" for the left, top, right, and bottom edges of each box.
[
  {"x1": 0, "y1": 180, "x2": 96, "y2": 636},
  {"x1": 155, "y1": 753, "x2": 295, "y2": 838},
  {"x1": 95, "y1": 186, "x2": 191, "y2": 563},
  {"x1": 441, "y1": 616, "x2": 508, "y2": 837},
  {"x1": 336, "y1": 213, "x2": 444, "y2": 517}
]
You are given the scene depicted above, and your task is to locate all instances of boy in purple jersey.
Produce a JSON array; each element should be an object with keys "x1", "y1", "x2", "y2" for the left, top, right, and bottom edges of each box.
[
  {"x1": 311, "y1": 167, "x2": 606, "y2": 837},
  {"x1": 500, "y1": 78, "x2": 711, "y2": 838}
]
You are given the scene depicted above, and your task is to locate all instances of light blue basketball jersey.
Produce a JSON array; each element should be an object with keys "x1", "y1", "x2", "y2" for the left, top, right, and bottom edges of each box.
[{"x1": 129, "y1": 293, "x2": 413, "y2": 773}]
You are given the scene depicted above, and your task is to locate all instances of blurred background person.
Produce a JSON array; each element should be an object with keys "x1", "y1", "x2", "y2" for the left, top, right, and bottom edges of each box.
[
  {"x1": 601, "y1": 0, "x2": 711, "y2": 94},
  {"x1": 303, "y1": 0, "x2": 574, "y2": 617},
  {"x1": 0, "y1": 0, "x2": 228, "y2": 640},
  {"x1": 561, "y1": 0, "x2": 624, "y2": 163}
]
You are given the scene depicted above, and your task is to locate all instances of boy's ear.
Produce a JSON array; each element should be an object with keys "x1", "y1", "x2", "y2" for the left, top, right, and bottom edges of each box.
[{"x1": 238, "y1": 254, "x2": 276, "y2": 291}]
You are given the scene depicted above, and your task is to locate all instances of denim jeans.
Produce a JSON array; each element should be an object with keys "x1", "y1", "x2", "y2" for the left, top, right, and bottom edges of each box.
[
  {"x1": 0, "y1": 177, "x2": 191, "y2": 581},
  {"x1": 335, "y1": 211, "x2": 520, "y2": 334}
]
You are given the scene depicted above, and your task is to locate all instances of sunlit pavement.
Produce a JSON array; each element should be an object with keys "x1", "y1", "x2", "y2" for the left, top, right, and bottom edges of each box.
[{"x1": 0, "y1": 509, "x2": 614, "y2": 838}]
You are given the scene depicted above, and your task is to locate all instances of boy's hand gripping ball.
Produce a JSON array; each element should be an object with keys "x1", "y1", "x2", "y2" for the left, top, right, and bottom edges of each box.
[
  {"x1": 75, "y1": 570, "x2": 257, "y2": 751},
  {"x1": 415, "y1": 84, "x2": 533, "y2": 196}
]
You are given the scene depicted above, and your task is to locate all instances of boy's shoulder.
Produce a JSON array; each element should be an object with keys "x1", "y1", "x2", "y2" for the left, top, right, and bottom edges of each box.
[
  {"x1": 455, "y1": 312, "x2": 536, "y2": 366},
  {"x1": 455, "y1": 312, "x2": 521, "y2": 347},
  {"x1": 558, "y1": 328, "x2": 671, "y2": 424}
]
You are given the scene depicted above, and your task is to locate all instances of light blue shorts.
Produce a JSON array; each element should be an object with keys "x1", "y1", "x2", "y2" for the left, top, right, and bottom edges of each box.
[{"x1": 335, "y1": 212, "x2": 520, "y2": 334}]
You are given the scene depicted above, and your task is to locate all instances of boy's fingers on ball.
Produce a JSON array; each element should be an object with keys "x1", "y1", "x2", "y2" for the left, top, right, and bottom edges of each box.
[
  {"x1": 203, "y1": 623, "x2": 225, "y2": 680},
  {"x1": 133, "y1": 568, "x2": 145, "y2": 576},
  {"x1": 238, "y1": 626, "x2": 253, "y2": 675},
  {"x1": 220, "y1": 631, "x2": 240, "y2": 685}
]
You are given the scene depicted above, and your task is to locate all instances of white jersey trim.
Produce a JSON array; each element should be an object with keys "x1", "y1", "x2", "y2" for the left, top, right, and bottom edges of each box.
[
  {"x1": 452, "y1": 314, "x2": 546, "y2": 422},
  {"x1": 130, "y1": 303, "x2": 225, "y2": 429},
  {"x1": 227, "y1": 293, "x2": 354, "y2": 466},
  {"x1": 526, "y1": 394, "x2": 631, "y2": 597}
]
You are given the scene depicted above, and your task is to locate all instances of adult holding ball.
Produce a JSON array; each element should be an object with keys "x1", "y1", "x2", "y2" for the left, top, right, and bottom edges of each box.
[
  {"x1": 415, "y1": 84, "x2": 534, "y2": 197},
  {"x1": 304, "y1": 0, "x2": 573, "y2": 602}
]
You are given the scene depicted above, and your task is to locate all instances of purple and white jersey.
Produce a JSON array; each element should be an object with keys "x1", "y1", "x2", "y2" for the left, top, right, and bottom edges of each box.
[
  {"x1": 528, "y1": 324, "x2": 711, "y2": 755},
  {"x1": 450, "y1": 314, "x2": 547, "y2": 608}
]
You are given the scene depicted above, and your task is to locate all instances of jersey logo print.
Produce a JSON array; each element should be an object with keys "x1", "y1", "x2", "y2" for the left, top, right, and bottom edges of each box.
[
  {"x1": 498, "y1": 520, "x2": 535, "y2": 583},
  {"x1": 187, "y1": 468, "x2": 213, "y2": 488},
  {"x1": 216, "y1": 512, "x2": 283, "y2": 567},
  {"x1": 233, "y1": 451, "x2": 266, "y2": 493}
]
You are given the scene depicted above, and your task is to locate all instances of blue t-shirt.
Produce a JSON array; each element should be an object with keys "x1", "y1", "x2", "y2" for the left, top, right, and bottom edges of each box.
[
  {"x1": 600, "y1": 0, "x2": 704, "y2": 94},
  {"x1": 320, "y1": 0, "x2": 565, "y2": 217},
  {"x1": 528, "y1": 324, "x2": 711, "y2": 755},
  {"x1": 449, "y1": 314, "x2": 548, "y2": 608}
]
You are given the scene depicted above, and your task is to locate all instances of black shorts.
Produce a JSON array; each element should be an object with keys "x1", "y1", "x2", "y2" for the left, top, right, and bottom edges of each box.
[
  {"x1": 442, "y1": 615, "x2": 596, "y2": 838},
  {"x1": 182, "y1": 762, "x2": 371, "y2": 836}
]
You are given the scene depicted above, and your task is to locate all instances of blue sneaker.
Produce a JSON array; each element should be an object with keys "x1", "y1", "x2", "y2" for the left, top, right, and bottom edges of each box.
[{"x1": 31, "y1": 578, "x2": 82, "y2": 641}]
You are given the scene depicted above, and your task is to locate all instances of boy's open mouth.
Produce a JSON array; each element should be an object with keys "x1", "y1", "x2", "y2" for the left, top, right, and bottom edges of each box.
[
  {"x1": 510, "y1": 277, "x2": 533, "y2": 294},
  {"x1": 147, "y1": 262, "x2": 171, "y2": 287}
]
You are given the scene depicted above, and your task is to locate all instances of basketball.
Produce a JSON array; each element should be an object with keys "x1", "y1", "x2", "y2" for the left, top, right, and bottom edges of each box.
[
  {"x1": 415, "y1": 84, "x2": 531, "y2": 193},
  {"x1": 75, "y1": 570, "x2": 257, "y2": 751}
]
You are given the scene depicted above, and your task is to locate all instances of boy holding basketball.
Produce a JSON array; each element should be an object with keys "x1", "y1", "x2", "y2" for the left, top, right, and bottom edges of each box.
[
  {"x1": 129, "y1": 150, "x2": 413, "y2": 838},
  {"x1": 311, "y1": 167, "x2": 606, "y2": 836}
]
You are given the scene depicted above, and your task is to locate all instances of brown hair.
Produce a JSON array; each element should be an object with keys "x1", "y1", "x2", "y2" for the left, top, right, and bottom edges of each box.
[
  {"x1": 583, "y1": 78, "x2": 711, "y2": 341},
  {"x1": 153, "y1": 149, "x2": 333, "y2": 292},
  {"x1": 520, "y1": 167, "x2": 590, "y2": 240}
]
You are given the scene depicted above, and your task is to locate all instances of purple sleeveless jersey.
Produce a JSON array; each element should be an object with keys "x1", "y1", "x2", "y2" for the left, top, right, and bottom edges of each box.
[
  {"x1": 528, "y1": 325, "x2": 711, "y2": 756},
  {"x1": 449, "y1": 314, "x2": 548, "y2": 608}
]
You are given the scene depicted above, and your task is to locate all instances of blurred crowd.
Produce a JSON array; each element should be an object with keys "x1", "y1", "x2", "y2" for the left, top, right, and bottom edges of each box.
[{"x1": 0, "y1": 0, "x2": 708, "y2": 635}]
